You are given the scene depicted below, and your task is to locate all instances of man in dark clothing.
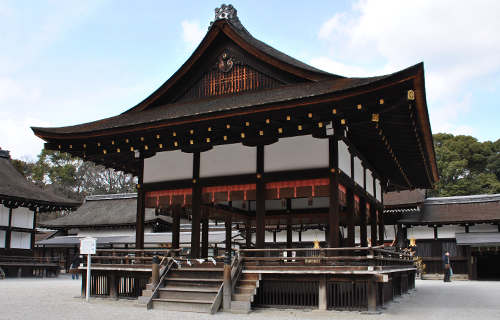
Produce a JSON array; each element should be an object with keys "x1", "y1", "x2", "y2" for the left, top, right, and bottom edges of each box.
[
  {"x1": 70, "y1": 255, "x2": 81, "y2": 280},
  {"x1": 443, "y1": 251, "x2": 451, "y2": 282}
]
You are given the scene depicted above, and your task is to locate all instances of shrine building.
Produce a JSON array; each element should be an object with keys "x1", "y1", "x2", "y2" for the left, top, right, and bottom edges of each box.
[{"x1": 31, "y1": 5, "x2": 438, "y2": 312}]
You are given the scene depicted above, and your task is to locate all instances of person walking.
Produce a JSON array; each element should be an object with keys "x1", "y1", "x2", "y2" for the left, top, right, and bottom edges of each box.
[
  {"x1": 70, "y1": 254, "x2": 81, "y2": 280},
  {"x1": 443, "y1": 251, "x2": 451, "y2": 282}
]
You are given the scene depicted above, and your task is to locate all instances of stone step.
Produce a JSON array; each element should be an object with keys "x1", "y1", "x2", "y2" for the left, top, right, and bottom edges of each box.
[
  {"x1": 158, "y1": 288, "x2": 219, "y2": 301},
  {"x1": 229, "y1": 300, "x2": 252, "y2": 314},
  {"x1": 232, "y1": 293, "x2": 253, "y2": 302},
  {"x1": 234, "y1": 286, "x2": 256, "y2": 295},
  {"x1": 152, "y1": 299, "x2": 214, "y2": 313}
]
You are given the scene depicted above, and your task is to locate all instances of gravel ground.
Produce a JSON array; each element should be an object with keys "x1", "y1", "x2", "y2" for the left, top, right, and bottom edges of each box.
[{"x1": 1, "y1": 275, "x2": 500, "y2": 320}]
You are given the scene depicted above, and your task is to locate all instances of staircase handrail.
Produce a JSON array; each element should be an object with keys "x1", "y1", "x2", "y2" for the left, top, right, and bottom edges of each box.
[
  {"x1": 230, "y1": 251, "x2": 243, "y2": 293},
  {"x1": 145, "y1": 252, "x2": 177, "y2": 309}
]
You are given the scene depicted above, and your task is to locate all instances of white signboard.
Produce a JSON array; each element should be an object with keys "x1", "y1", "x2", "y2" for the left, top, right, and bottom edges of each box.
[{"x1": 80, "y1": 237, "x2": 97, "y2": 255}]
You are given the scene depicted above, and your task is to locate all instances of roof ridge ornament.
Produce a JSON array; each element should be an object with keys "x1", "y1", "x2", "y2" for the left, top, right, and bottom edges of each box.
[{"x1": 210, "y1": 4, "x2": 244, "y2": 30}]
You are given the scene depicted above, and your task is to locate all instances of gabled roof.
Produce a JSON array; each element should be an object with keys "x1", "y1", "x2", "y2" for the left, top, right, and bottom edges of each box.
[
  {"x1": 31, "y1": 5, "x2": 438, "y2": 191},
  {"x1": 38, "y1": 193, "x2": 185, "y2": 229},
  {"x1": 384, "y1": 189, "x2": 427, "y2": 208},
  {"x1": 0, "y1": 151, "x2": 80, "y2": 211}
]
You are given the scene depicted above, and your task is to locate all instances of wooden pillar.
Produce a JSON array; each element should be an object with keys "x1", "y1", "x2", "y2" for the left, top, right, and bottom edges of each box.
[
  {"x1": 328, "y1": 137, "x2": 340, "y2": 254},
  {"x1": 378, "y1": 209, "x2": 385, "y2": 246},
  {"x1": 255, "y1": 145, "x2": 265, "y2": 252},
  {"x1": 135, "y1": 158, "x2": 145, "y2": 250},
  {"x1": 318, "y1": 275, "x2": 327, "y2": 310},
  {"x1": 109, "y1": 272, "x2": 118, "y2": 299},
  {"x1": 245, "y1": 218, "x2": 252, "y2": 249},
  {"x1": 286, "y1": 217, "x2": 292, "y2": 249},
  {"x1": 370, "y1": 204, "x2": 377, "y2": 247},
  {"x1": 172, "y1": 205, "x2": 181, "y2": 255},
  {"x1": 367, "y1": 276, "x2": 378, "y2": 312},
  {"x1": 190, "y1": 152, "x2": 201, "y2": 259},
  {"x1": 31, "y1": 208, "x2": 37, "y2": 253},
  {"x1": 225, "y1": 212, "x2": 232, "y2": 256},
  {"x1": 360, "y1": 197, "x2": 367, "y2": 248},
  {"x1": 6, "y1": 207, "x2": 12, "y2": 255},
  {"x1": 201, "y1": 206, "x2": 209, "y2": 258},
  {"x1": 346, "y1": 188, "x2": 355, "y2": 252}
]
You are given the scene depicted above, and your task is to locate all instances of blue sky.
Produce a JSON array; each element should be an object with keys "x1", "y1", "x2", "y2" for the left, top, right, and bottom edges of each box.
[{"x1": 1, "y1": 0, "x2": 500, "y2": 160}]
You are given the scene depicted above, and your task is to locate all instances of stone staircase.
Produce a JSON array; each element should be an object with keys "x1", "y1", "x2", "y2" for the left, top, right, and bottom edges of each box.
[
  {"x1": 229, "y1": 272, "x2": 260, "y2": 313},
  {"x1": 138, "y1": 263, "x2": 224, "y2": 314}
]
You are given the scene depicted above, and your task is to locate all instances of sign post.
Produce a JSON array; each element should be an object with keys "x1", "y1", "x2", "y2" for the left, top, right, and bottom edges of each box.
[{"x1": 80, "y1": 237, "x2": 97, "y2": 302}]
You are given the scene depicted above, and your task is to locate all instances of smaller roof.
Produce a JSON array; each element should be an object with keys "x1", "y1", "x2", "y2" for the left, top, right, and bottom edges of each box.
[
  {"x1": 0, "y1": 152, "x2": 80, "y2": 210},
  {"x1": 384, "y1": 189, "x2": 426, "y2": 208},
  {"x1": 456, "y1": 232, "x2": 500, "y2": 246},
  {"x1": 398, "y1": 193, "x2": 500, "y2": 225},
  {"x1": 38, "y1": 193, "x2": 177, "y2": 229}
]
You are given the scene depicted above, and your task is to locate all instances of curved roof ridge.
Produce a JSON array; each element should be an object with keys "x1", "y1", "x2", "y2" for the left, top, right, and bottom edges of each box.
[{"x1": 425, "y1": 193, "x2": 500, "y2": 205}]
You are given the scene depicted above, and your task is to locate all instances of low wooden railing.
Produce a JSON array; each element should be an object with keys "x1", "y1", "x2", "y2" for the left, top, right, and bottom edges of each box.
[
  {"x1": 0, "y1": 256, "x2": 60, "y2": 278},
  {"x1": 235, "y1": 246, "x2": 416, "y2": 270}
]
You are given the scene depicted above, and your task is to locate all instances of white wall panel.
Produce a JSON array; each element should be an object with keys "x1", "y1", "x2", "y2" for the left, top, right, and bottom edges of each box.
[
  {"x1": 338, "y1": 140, "x2": 351, "y2": 176},
  {"x1": 366, "y1": 172, "x2": 374, "y2": 196},
  {"x1": 0, "y1": 205, "x2": 9, "y2": 226},
  {"x1": 12, "y1": 207, "x2": 32, "y2": 229},
  {"x1": 409, "y1": 226, "x2": 435, "y2": 239},
  {"x1": 10, "y1": 231, "x2": 31, "y2": 249},
  {"x1": 353, "y1": 157, "x2": 364, "y2": 187},
  {"x1": 143, "y1": 150, "x2": 193, "y2": 183},
  {"x1": 469, "y1": 224, "x2": 499, "y2": 233},
  {"x1": 376, "y1": 179, "x2": 382, "y2": 202},
  {"x1": 200, "y1": 144, "x2": 256, "y2": 178},
  {"x1": 438, "y1": 225, "x2": 465, "y2": 238},
  {"x1": 264, "y1": 135, "x2": 328, "y2": 172},
  {"x1": 0, "y1": 230, "x2": 5, "y2": 248}
]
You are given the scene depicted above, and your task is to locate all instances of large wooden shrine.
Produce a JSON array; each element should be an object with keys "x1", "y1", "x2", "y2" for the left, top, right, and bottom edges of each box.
[{"x1": 32, "y1": 5, "x2": 438, "y2": 312}]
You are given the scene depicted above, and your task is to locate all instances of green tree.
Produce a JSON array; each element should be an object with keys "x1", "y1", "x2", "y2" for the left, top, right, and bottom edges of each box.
[{"x1": 429, "y1": 133, "x2": 500, "y2": 197}]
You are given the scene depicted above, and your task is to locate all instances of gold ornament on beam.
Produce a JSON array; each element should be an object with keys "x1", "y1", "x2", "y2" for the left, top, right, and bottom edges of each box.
[
  {"x1": 372, "y1": 114, "x2": 379, "y2": 122},
  {"x1": 409, "y1": 235, "x2": 417, "y2": 247},
  {"x1": 313, "y1": 238, "x2": 320, "y2": 249}
]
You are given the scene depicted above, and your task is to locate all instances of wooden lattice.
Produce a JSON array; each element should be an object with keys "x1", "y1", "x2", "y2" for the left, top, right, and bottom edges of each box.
[{"x1": 175, "y1": 62, "x2": 284, "y2": 103}]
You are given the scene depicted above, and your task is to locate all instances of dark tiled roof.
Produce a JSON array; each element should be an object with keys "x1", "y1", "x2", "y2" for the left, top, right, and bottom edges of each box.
[
  {"x1": 0, "y1": 157, "x2": 80, "y2": 208},
  {"x1": 384, "y1": 189, "x2": 427, "y2": 207},
  {"x1": 32, "y1": 72, "x2": 395, "y2": 136},
  {"x1": 224, "y1": 19, "x2": 337, "y2": 77},
  {"x1": 398, "y1": 194, "x2": 500, "y2": 225},
  {"x1": 38, "y1": 193, "x2": 181, "y2": 228}
]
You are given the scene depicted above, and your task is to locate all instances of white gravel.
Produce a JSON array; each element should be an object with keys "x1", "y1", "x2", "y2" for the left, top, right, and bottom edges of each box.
[{"x1": 1, "y1": 274, "x2": 500, "y2": 320}]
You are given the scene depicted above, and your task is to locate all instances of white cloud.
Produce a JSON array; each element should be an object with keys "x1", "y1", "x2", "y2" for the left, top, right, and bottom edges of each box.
[
  {"x1": 181, "y1": 20, "x2": 205, "y2": 51},
  {"x1": 0, "y1": 117, "x2": 51, "y2": 159},
  {"x1": 313, "y1": 0, "x2": 500, "y2": 138}
]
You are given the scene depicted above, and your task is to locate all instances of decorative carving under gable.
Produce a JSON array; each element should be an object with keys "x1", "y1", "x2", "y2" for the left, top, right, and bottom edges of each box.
[{"x1": 174, "y1": 55, "x2": 284, "y2": 103}]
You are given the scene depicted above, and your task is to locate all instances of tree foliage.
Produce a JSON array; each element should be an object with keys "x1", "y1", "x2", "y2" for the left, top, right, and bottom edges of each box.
[
  {"x1": 428, "y1": 133, "x2": 500, "y2": 197},
  {"x1": 14, "y1": 149, "x2": 137, "y2": 202}
]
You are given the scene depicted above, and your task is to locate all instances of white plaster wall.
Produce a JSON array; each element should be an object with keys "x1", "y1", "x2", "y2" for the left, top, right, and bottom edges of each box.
[
  {"x1": 12, "y1": 207, "x2": 33, "y2": 229},
  {"x1": 408, "y1": 226, "x2": 435, "y2": 239},
  {"x1": 354, "y1": 226, "x2": 373, "y2": 244},
  {"x1": 200, "y1": 143, "x2": 256, "y2": 178},
  {"x1": 0, "y1": 205, "x2": 9, "y2": 226},
  {"x1": 143, "y1": 150, "x2": 193, "y2": 183},
  {"x1": 376, "y1": 179, "x2": 382, "y2": 202},
  {"x1": 10, "y1": 231, "x2": 31, "y2": 249},
  {"x1": 438, "y1": 225, "x2": 465, "y2": 238},
  {"x1": 353, "y1": 157, "x2": 364, "y2": 188},
  {"x1": 264, "y1": 135, "x2": 329, "y2": 172},
  {"x1": 338, "y1": 140, "x2": 351, "y2": 176},
  {"x1": 77, "y1": 228, "x2": 136, "y2": 237},
  {"x1": 468, "y1": 224, "x2": 498, "y2": 233},
  {"x1": 366, "y1": 172, "x2": 374, "y2": 196},
  {"x1": 0, "y1": 230, "x2": 5, "y2": 248},
  {"x1": 384, "y1": 225, "x2": 396, "y2": 241}
]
